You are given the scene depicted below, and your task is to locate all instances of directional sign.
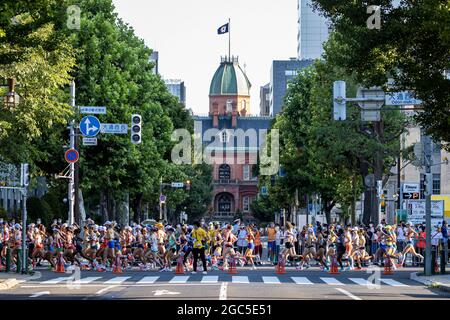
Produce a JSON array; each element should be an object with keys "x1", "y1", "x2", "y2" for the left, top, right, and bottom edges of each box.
[
  {"x1": 159, "y1": 195, "x2": 167, "y2": 203},
  {"x1": 100, "y1": 123, "x2": 128, "y2": 134},
  {"x1": 82, "y1": 138, "x2": 97, "y2": 146},
  {"x1": 171, "y1": 182, "x2": 184, "y2": 188},
  {"x1": 79, "y1": 106, "x2": 106, "y2": 114},
  {"x1": 403, "y1": 183, "x2": 420, "y2": 193},
  {"x1": 80, "y1": 116, "x2": 101, "y2": 137},
  {"x1": 65, "y1": 149, "x2": 79, "y2": 164},
  {"x1": 385, "y1": 91, "x2": 422, "y2": 106},
  {"x1": 403, "y1": 192, "x2": 420, "y2": 200}
]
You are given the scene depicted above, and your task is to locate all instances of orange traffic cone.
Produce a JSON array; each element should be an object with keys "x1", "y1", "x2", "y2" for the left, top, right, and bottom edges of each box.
[
  {"x1": 175, "y1": 256, "x2": 185, "y2": 274},
  {"x1": 434, "y1": 260, "x2": 439, "y2": 274},
  {"x1": 276, "y1": 254, "x2": 286, "y2": 274},
  {"x1": 227, "y1": 256, "x2": 238, "y2": 274},
  {"x1": 383, "y1": 256, "x2": 394, "y2": 275},
  {"x1": 329, "y1": 256, "x2": 340, "y2": 274},
  {"x1": 55, "y1": 253, "x2": 65, "y2": 273},
  {"x1": 113, "y1": 255, "x2": 122, "y2": 273}
]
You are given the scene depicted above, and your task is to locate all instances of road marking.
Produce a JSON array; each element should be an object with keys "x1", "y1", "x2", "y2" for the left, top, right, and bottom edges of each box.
[
  {"x1": 349, "y1": 278, "x2": 371, "y2": 286},
  {"x1": 30, "y1": 291, "x2": 50, "y2": 298},
  {"x1": 169, "y1": 276, "x2": 189, "y2": 283},
  {"x1": 232, "y1": 276, "x2": 249, "y2": 284},
  {"x1": 219, "y1": 282, "x2": 227, "y2": 300},
  {"x1": 201, "y1": 276, "x2": 219, "y2": 283},
  {"x1": 291, "y1": 277, "x2": 313, "y2": 285},
  {"x1": 320, "y1": 277, "x2": 345, "y2": 285},
  {"x1": 104, "y1": 277, "x2": 131, "y2": 284},
  {"x1": 75, "y1": 277, "x2": 102, "y2": 284},
  {"x1": 153, "y1": 289, "x2": 180, "y2": 296},
  {"x1": 380, "y1": 279, "x2": 408, "y2": 287},
  {"x1": 335, "y1": 288, "x2": 362, "y2": 300},
  {"x1": 96, "y1": 285, "x2": 116, "y2": 295},
  {"x1": 262, "y1": 276, "x2": 281, "y2": 284},
  {"x1": 136, "y1": 276, "x2": 159, "y2": 284},
  {"x1": 40, "y1": 277, "x2": 70, "y2": 284}
]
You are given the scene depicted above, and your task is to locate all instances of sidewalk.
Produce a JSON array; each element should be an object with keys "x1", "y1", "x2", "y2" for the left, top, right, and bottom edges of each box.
[
  {"x1": 411, "y1": 271, "x2": 450, "y2": 293},
  {"x1": 0, "y1": 272, "x2": 33, "y2": 291}
]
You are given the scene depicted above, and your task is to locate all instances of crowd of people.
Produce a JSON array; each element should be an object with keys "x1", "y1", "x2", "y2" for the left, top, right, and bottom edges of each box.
[{"x1": 0, "y1": 216, "x2": 447, "y2": 274}]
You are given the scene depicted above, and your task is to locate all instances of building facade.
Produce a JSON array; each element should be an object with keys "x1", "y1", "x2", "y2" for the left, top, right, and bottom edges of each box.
[
  {"x1": 165, "y1": 79, "x2": 186, "y2": 105},
  {"x1": 269, "y1": 59, "x2": 313, "y2": 116},
  {"x1": 150, "y1": 51, "x2": 159, "y2": 75},
  {"x1": 297, "y1": 0, "x2": 330, "y2": 60},
  {"x1": 259, "y1": 83, "x2": 270, "y2": 116},
  {"x1": 194, "y1": 56, "x2": 273, "y2": 222}
]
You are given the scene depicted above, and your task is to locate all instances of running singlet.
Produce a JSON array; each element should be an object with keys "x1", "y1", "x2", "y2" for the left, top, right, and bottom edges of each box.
[{"x1": 267, "y1": 228, "x2": 276, "y2": 242}]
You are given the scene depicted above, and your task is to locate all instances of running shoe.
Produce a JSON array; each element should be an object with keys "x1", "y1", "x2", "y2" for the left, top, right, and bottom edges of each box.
[
  {"x1": 202, "y1": 271, "x2": 207, "y2": 275},
  {"x1": 191, "y1": 271, "x2": 197, "y2": 274},
  {"x1": 252, "y1": 266, "x2": 257, "y2": 270}
]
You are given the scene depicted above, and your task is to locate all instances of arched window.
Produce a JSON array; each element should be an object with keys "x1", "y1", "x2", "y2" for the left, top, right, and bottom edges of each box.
[
  {"x1": 218, "y1": 194, "x2": 232, "y2": 212},
  {"x1": 218, "y1": 164, "x2": 231, "y2": 180}
]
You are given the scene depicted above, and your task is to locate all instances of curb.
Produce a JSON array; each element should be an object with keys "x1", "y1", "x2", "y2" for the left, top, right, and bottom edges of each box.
[{"x1": 410, "y1": 272, "x2": 450, "y2": 294}]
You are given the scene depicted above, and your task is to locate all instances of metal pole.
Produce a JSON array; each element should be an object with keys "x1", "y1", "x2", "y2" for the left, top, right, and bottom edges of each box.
[
  {"x1": 159, "y1": 177, "x2": 163, "y2": 221},
  {"x1": 21, "y1": 184, "x2": 27, "y2": 274},
  {"x1": 423, "y1": 135, "x2": 432, "y2": 276},
  {"x1": 397, "y1": 157, "x2": 402, "y2": 210},
  {"x1": 68, "y1": 81, "x2": 76, "y2": 225}
]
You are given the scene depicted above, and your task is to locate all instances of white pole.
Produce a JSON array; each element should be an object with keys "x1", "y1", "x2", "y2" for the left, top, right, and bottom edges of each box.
[{"x1": 68, "y1": 81, "x2": 76, "y2": 225}]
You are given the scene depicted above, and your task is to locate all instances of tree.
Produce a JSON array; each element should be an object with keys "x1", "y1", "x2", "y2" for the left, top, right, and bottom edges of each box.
[{"x1": 312, "y1": 0, "x2": 450, "y2": 147}]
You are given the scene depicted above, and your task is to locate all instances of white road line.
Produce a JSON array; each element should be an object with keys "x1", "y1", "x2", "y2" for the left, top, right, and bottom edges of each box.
[
  {"x1": 30, "y1": 291, "x2": 50, "y2": 298},
  {"x1": 262, "y1": 276, "x2": 281, "y2": 284},
  {"x1": 219, "y1": 282, "x2": 228, "y2": 300},
  {"x1": 320, "y1": 277, "x2": 345, "y2": 286},
  {"x1": 40, "y1": 277, "x2": 70, "y2": 284},
  {"x1": 169, "y1": 276, "x2": 189, "y2": 283},
  {"x1": 232, "y1": 276, "x2": 249, "y2": 284},
  {"x1": 104, "y1": 277, "x2": 131, "y2": 284},
  {"x1": 201, "y1": 276, "x2": 219, "y2": 283},
  {"x1": 380, "y1": 279, "x2": 408, "y2": 287},
  {"x1": 349, "y1": 278, "x2": 371, "y2": 286},
  {"x1": 136, "y1": 276, "x2": 159, "y2": 284},
  {"x1": 75, "y1": 277, "x2": 102, "y2": 284},
  {"x1": 291, "y1": 277, "x2": 313, "y2": 285},
  {"x1": 335, "y1": 288, "x2": 362, "y2": 300},
  {"x1": 96, "y1": 285, "x2": 116, "y2": 295}
]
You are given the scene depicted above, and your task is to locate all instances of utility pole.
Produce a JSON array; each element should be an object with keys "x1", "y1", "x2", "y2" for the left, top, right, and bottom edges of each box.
[
  {"x1": 20, "y1": 163, "x2": 29, "y2": 274},
  {"x1": 423, "y1": 134, "x2": 433, "y2": 276},
  {"x1": 68, "y1": 81, "x2": 76, "y2": 225},
  {"x1": 159, "y1": 177, "x2": 163, "y2": 221}
]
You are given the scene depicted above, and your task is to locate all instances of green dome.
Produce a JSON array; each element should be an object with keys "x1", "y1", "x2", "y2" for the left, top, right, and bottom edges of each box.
[{"x1": 209, "y1": 58, "x2": 251, "y2": 96}]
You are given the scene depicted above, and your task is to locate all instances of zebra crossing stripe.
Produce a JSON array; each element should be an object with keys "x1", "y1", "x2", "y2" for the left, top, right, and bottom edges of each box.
[
  {"x1": 380, "y1": 279, "x2": 408, "y2": 287},
  {"x1": 169, "y1": 276, "x2": 189, "y2": 283},
  {"x1": 291, "y1": 277, "x2": 313, "y2": 285},
  {"x1": 262, "y1": 276, "x2": 281, "y2": 284},
  {"x1": 232, "y1": 276, "x2": 249, "y2": 283},
  {"x1": 40, "y1": 277, "x2": 71, "y2": 284},
  {"x1": 136, "y1": 276, "x2": 159, "y2": 284},
  {"x1": 320, "y1": 277, "x2": 345, "y2": 285},
  {"x1": 76, "y1": 277, "x2": 102, "y2": 284},
  {"x1": 349, "y1": 278, "x2": 371, "y2": 286},
  {"x1": 104, "y1": 276, "x2": 131, "y2": 284},
  {"x1": 201, "y1": 276, "x2": 219, "y2": 283}
]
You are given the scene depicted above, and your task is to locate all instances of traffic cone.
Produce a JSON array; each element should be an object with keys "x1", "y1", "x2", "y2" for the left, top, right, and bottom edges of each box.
[
  {"x1": 276, "y1": 254, "x2": 286, "y2": 274},
  {"x1": 329, "y1": 256, "x2": 340, "y2": 274},
  {"x1": 175, "y1": 256, "x2": 185, "y2": 274},
  {"x1": 228, "y1": 256, "x2": 238, "y2": 274},
  {"x1": 434, "y1": 260, "x2": 439, "y2": 274},
  {"x1": 383, "y1": 256, "x2": 394, "y2": 275},
  {"x1": 113, "y1": 255, "x2": 122, "y2": 273},
  {"x1": 55, "y1": 253, "x2": 65, "y2": 273}
]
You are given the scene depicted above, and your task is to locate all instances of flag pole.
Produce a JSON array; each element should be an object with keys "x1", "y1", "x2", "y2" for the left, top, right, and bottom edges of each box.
[{"x1": 228, "y1": 18, "x2": 231, "y2": 61}]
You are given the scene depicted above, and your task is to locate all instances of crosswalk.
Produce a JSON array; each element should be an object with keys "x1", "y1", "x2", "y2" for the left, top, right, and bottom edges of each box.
[{"x1": 28, "y1": 275, "x2": 412, "y2": 287}]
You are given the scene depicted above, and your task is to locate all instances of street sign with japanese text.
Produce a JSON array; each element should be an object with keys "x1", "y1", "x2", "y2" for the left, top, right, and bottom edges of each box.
[
  {"x1": 385, "y1": 91, "x2": 422, "y2": 106},
  {"x1": 79, "y1": 106, "x2": 107, "y2": 114},
  {"x1": 171, "y1": 182, "x2": 184, "y2": 188},
  {"x1": 100, "y1": 123, "x2": 128, "y2": 134},
  {"x1": 406, "y1": 200, "x2": 444, "y2": 226},
  {"x1": 82, "y1": 138, "x2": 97, "y2": 146}
]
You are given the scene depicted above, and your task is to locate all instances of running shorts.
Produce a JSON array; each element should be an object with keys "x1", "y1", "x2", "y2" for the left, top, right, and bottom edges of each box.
[
  {"x1": 285, "y1": 242, "x2": 293, "y2": 249},
  {"x1": 247, "y1": 242, "x2": 254, "y2": 250},
  {"x1": 268, "y1": 241, "x2": 276, "y2": 251},
  {"x1": 107, "y1": 240, "x2": 115, "y2": 249}
]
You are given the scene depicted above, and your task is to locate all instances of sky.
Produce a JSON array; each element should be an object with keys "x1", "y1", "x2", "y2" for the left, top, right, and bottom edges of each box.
[{"x1": 112, "y1": 0, "x2": 298, "y2": 115}]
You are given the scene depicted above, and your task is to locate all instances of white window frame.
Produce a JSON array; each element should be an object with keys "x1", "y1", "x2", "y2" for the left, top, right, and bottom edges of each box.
[
  {"x1": 243, "y1": 165, "x2": 250, "y2": 181},
  {"x1": 243, "y1": 196, "x2": 250, "y2": 212}
]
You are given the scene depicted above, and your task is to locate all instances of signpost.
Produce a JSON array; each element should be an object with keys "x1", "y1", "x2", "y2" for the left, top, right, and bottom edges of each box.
[
  {"x1": 385, "y1": 91, "x2": 422, "y2": 106},
  {"x1": 82, "y1": 138, "x2": 97, "y2": 146},
  {"x1": 100, "y1": 123, "x2": 128, "y2": 134},
  {"x1": 171, "y1": 182, "x2": 184, "y2": 188},
  {"x1": 80, "y1": 116, "x2": 101, "y2": 137},
  {"x1": 64, "y1": 149, "x2": 79, "y2": 164},
  {"x1": 79, "y1": 106, "x2": 107, "y2": 114}
]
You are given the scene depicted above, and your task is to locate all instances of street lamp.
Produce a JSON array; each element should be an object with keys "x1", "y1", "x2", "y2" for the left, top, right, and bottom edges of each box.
[{"x1": 3, "y1": 78, "x2": 20, "y2": 109}]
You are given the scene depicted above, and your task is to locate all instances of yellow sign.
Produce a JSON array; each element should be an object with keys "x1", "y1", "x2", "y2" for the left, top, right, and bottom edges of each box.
[{"x1": 432, "y1": 195, "x2": 450, "y2": 219}]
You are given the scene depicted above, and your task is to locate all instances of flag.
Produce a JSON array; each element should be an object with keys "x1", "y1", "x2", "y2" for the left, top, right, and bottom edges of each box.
[{"x1": 217, "y1": 23, "x2": 229, "y2": 35}]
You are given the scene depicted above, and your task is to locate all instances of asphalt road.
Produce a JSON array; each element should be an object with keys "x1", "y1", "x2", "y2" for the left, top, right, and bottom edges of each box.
[{"x1": 0, "y1": 266, "x2": 448, "y2": 300}]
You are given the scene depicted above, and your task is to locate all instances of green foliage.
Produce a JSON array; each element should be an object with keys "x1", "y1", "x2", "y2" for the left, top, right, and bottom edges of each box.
[
  {"x1": 26, "y1": 196, "x2": 53, "y2": 225},
  {"x1": 250, "y1": 195, "x2": 276, "y2": 223},
  {"x1": 312, "y1": 0, "x2": 450, "y2": 147}
]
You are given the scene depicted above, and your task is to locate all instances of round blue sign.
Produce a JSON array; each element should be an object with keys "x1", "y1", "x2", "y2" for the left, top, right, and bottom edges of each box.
[
  {"x1": 80, "y1": 116, "x2": 101, "y2": 137},
  {"x1": 65, "y1": 149, "x2": 79, "y2": 163}
]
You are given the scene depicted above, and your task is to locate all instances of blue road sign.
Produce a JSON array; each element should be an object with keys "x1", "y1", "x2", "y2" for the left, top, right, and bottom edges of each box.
[
  {"x1": 100, "y1": 123, "x2": 128, "y2": 134},
  {"x1": 65, "y1": 149, "x2": 79, "y2": 163},
  {"x1": 79, "y1": 106, "x2": 107, "y2": 114},
  {"x1": 80, "y1": 116, "x2": 101, "y2": 137}
]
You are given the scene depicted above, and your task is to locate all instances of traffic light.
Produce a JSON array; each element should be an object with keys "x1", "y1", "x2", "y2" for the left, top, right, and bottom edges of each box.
[
  {"x1": 333, "y1": 80, "x2": 346, "y2": 121},
  {"x1": 131, "y1": 114, "x2": 142, "y2": 144},
  {"x1": 20, "y1": 163, "x2": 29, "y2": 187},
  {"x1": 185, "y1": 180, "x2": 191, "y2": 191}
]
